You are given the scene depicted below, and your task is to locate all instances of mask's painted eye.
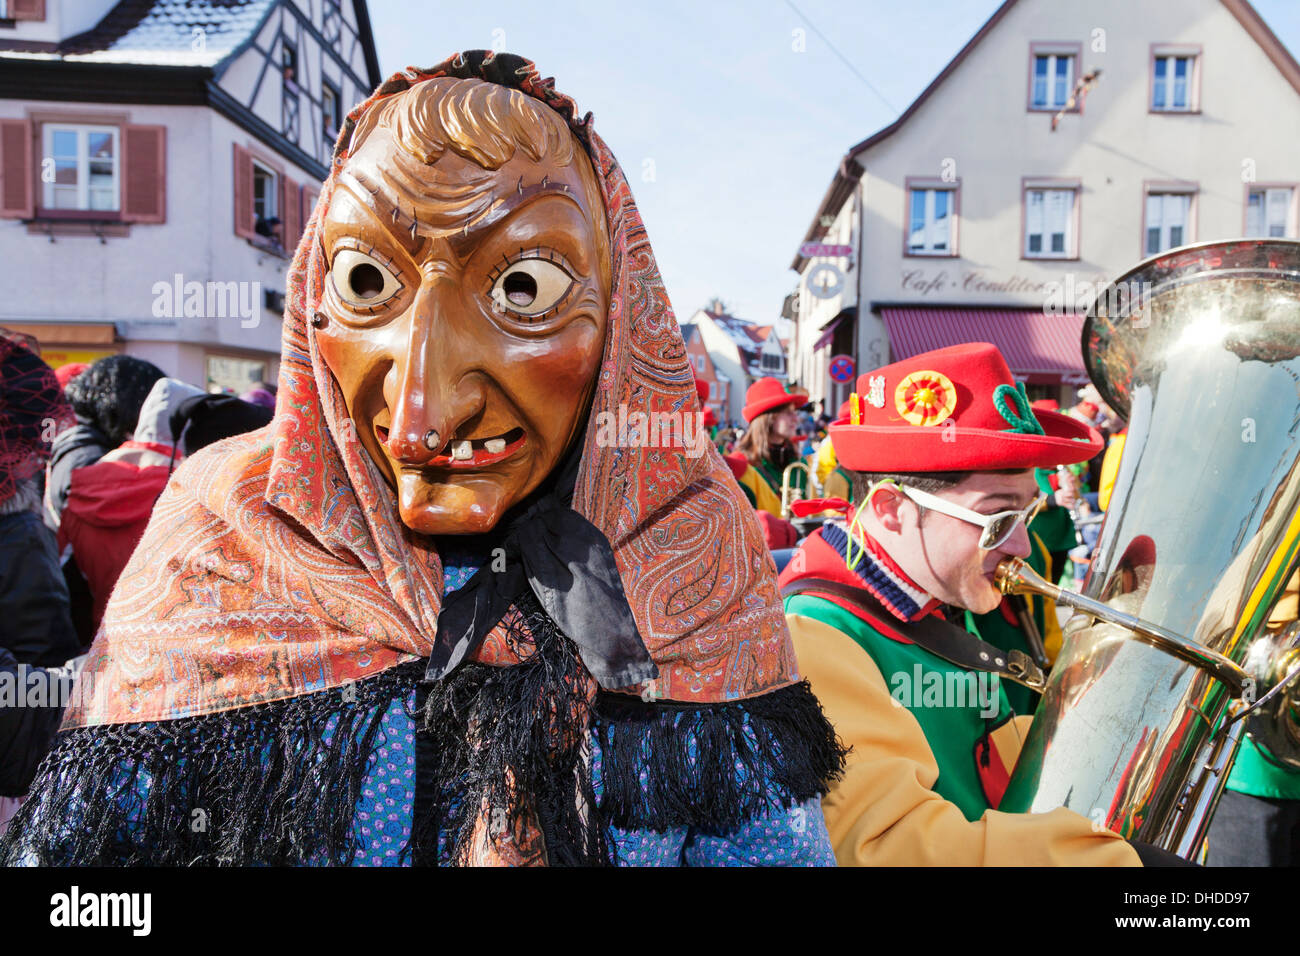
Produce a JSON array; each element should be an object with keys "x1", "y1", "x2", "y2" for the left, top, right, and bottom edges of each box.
[
  {"x1": 331, "y1": 248, "x2": 402, "y2": 308},
  {"x1": 490, "y1": 259, "x2": 574, "y2": 318}
]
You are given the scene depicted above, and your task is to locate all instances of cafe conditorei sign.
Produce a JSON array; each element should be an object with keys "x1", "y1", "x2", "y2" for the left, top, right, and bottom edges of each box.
[{"x1": 900, "y1": 268, "x2": 1113, "y2": 313}]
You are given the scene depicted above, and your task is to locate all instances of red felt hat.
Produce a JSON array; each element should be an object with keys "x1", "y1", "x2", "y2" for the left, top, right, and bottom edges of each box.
[
  {"x1": 694, "y1": 374, "x2": 710, "y2": 404},
  {"x1": 1031, "y1": 398, "x2": 1060, "y2": 413},
  {"x1": 702, "y1": 406, "x2": 718, "y2": 429},
  {"x1": 743, "y1": 377, "x2": 807, "y2": 423},
  {"x1": 830, "y1": 342, "x2": 1102, "y2": 472},
  {"x1": 54, "y1": 361, "x2": 90, "y2": 389}
]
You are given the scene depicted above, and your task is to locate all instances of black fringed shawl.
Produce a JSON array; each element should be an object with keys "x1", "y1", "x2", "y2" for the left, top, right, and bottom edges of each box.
[{"x1": 2, "y1": 597, "x2": 845, "y2": 866}]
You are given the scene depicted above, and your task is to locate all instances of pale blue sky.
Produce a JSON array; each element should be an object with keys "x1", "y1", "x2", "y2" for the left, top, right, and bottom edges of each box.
[{"x1": 366, "y1": 0, "x2": 1300, "y2": 327}]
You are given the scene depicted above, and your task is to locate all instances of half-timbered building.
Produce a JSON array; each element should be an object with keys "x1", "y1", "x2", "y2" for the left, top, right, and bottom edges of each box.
[{"x1": 0, "y1": 0, "x2": 381, "y2": 388}]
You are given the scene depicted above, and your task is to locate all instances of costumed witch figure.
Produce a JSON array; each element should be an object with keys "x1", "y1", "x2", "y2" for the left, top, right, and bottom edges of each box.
[{"x1": 1, "y1": 52, "x2": 845, "y2": 867}]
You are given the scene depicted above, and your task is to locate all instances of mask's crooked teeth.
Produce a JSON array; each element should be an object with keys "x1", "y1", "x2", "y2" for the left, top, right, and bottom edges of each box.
[
  {"x1": 451, "y1": 440, "x2": 473, "y2": 460},
  {"x1": 484, "y1": 437, "x2": 507, "y2": 454}
]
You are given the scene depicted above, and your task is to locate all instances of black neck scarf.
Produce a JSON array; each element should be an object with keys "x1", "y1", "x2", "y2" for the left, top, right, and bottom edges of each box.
[{"x1": 424, "y1": 440, "x2": 658, "y2": 690}]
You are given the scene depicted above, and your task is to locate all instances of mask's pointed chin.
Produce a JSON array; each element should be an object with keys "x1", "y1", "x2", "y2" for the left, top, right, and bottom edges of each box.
[{"x1": 396, "y1": 472, "x2": 506, "y2": 536}]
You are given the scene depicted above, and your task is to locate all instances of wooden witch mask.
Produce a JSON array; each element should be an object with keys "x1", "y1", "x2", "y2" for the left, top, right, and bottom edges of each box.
[{"x1": 314, "y1": 77, "x2": 612, "y2": 535}]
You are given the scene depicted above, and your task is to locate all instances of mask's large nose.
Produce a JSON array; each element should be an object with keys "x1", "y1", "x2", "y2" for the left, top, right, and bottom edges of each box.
[{"x1": 383, "y1": 284, "x2": 483, "y2": 466}]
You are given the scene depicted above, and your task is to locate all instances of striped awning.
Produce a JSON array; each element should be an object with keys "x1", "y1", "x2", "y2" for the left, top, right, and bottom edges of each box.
[{"x1": 880, "y1": 307, "x2": 1089, "y2": 385}]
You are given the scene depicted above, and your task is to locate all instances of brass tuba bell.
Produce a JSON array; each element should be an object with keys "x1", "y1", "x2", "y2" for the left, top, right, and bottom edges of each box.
[{"x1": 995, "y1": 238, "x2": 1300, "y2": 859}]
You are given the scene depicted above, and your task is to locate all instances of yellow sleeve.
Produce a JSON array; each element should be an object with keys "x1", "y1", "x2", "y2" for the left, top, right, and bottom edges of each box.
[
  {"x1": 789, "y1": 613, "x2": 1141, "y2": 866},
  {"x1": 1098, "y1": 433, "x2": 1126, "y2": 513},
  {"x1": 822, "y1": 468, "x2": 851, "y2": 504},
  {"x1": 1032, "y1": 535, "x2": 1064, "y2": 664},
  {"x1": 814, "y1": 437, "x2": 837, "y2": 485},
  {"x1": 738, "y1": 465, "x2": 784, "y2": 518}
]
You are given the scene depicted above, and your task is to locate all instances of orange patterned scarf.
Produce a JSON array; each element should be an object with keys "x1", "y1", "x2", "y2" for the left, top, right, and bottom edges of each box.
[{"x1": 67, "y1": 52, "x2": 796, "y2": 729}]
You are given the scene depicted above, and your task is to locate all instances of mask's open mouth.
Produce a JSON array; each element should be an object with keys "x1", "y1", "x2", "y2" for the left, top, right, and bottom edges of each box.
[{"x1": 378, "y1": 425, "x2": 527, "y2": 469}]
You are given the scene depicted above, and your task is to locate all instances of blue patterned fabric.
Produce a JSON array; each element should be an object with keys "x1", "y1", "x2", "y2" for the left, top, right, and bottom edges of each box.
[
  {"x1": 344, "y1": 690, "x2": 835, "y2": 866},
  {"x1": 349, "y1": 697, "x2": 416, "y2": 866},
  {"x1": 604, "y1": 797, "x2": 833, "y2": 866},
  {"x1": 39, "y1": 547, "x2": 834, "y2": 867},
  {"x1": 342, "y1": 547, "x2": 835, "y2": 866}
]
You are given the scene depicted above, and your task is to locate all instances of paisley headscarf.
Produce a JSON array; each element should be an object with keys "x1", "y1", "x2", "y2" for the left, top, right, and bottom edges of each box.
[{"x1": 67, "y1": 51, "x2": 796, "y2": 728}]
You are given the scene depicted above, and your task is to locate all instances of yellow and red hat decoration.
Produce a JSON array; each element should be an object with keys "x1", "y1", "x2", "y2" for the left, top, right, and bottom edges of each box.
[
  {"x1": 831, "y1": 342, "x2": 1103, "y2": 472},
  {"x1": 894, "y1": 369, "x2": 957, "y2": 426}
]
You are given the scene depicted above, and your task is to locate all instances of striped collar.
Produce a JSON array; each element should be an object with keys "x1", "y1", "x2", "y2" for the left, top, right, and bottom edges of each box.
[{"x1": 819, "y1": 520, "x2": 939, "y2": 623}]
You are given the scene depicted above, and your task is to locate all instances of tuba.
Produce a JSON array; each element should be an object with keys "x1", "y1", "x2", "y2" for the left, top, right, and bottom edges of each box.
[
  {"x1": 780, "y1": 460, "x2": 823, "y2": 529},
  {"x1": 995, "y1": 239, "x2": 1300, "y2": 859}
]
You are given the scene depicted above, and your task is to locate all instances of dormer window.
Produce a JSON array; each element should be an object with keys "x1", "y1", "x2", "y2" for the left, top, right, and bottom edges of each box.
[
  {"x1": 323, "y1": 80, "x2": 342, "y2": 145},
  {"x1": 282, "y1": 39, "x2": 299, "y2": 89}
]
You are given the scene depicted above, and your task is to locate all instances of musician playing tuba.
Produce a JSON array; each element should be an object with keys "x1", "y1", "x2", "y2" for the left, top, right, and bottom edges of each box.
[{"x1": 780, "y1": 343, "x2": 1186, "y2": 865}]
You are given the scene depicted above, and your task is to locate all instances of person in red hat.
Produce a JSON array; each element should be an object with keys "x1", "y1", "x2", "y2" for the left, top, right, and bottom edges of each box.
[
  {"x1": 778, "y1": 342, "x2": 1182, "y2": 866},
  {"x1": 693, "y1": 374, "x2": 718, "y2": 433},
  {"x1": 808, "y1": 398, "x2": 854, "y2": 508},
  {"x1": 727, "y1": 377, "x2": 809, "y2": 518}
]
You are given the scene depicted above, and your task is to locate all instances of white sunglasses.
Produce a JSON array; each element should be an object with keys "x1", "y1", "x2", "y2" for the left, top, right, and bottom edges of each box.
[{"x1": 885, "y1": 483, "x2": 1047, "y2": 550}]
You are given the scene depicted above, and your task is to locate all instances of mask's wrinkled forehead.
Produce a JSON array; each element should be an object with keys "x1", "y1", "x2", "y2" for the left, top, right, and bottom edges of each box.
[{"x1": 335, "y1": 77, "x2": 610, "y2": 289}]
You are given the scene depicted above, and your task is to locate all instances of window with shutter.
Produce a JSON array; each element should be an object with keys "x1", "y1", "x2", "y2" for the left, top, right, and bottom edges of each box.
[
  {"x1": 0, "y1": 118, "x2": 33, "y2": 219},
  {"x1": 9, "y1": 0, "x2": 46, "y2": 21},
  {"x1": 41, "y1": 124, "x2": 120, "y2": 213},
  {"x1": 122, "y1": 125, "x2": 165, "y2": 223}
]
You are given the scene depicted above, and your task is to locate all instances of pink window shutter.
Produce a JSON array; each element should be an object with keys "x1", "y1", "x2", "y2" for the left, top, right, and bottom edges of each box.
[
  {"x1": 280, "y1": 176, "x2": 302, "y2": 252},
  {"x1": 0, "y1": 119, "x2": 33, "y2": 219},
  {"x1": 10, "y1": 0, "x2": 46, "y2": 21},
  {"x1": 122, "y1": 124, "x2": 166, "y2": 223},
  {"x1": 232, "y1": 144, "x2": 255, "y2": 239}
]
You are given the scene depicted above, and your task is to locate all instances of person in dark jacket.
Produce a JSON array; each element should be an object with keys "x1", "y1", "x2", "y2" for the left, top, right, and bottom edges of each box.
[
  {"x1": 58, "y1": 379, "x2": 273, "y2": 636},
  {"x1": 0, "y1": 648, "x2": 76, "y2": 801},
  {"x1": 43, "y1": 354, "x2": 164, "y2": 531},
  {"x1": 0, "y1": 337, "x2": 81, "y2": 822}
]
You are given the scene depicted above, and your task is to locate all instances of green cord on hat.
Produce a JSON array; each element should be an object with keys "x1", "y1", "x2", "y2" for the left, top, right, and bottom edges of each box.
[{"x1": 993, "y1": 383, "x2": 1046, "y2": 436}]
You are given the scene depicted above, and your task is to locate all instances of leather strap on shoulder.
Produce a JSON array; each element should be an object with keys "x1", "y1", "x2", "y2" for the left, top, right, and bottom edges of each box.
[{"x1": 781, "y1": 577, "x2": 1046, "y2": 691}]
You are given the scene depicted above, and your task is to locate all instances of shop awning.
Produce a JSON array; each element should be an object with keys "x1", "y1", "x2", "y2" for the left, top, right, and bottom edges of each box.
[
  {"x1": 812, "y1": 307, "x2": 855, "y2": 352},
  {"x1": 879, "y1": 307, "x2": 1088, "y2": 385}
]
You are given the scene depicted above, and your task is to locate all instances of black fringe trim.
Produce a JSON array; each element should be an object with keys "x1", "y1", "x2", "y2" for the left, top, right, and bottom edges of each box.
[
  {"x1": 0, "y1": 661, "x2": 425, "y2": 866},
  {"x1": 1, "y1": 628, "x2": 848, "y2": 865},
  {"x1": 592, "y1": 680, "x2": 848, "y2": 833},
  {"x1": 412, "y1": 592, "x2": 608, "y2": 866}
]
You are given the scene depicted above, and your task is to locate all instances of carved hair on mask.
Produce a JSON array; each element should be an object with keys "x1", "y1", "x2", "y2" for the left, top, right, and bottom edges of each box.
[{"x1": 315, "y1": 77, "x2": 612, "y2": 536}]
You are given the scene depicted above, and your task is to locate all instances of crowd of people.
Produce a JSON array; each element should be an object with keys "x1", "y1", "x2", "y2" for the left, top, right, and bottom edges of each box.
[
  {"x1": 0, "y1": 51, "x2": 1287, "y2": 868},
  {"x1": 0, "y1": 338, "x2": 275, "y2": 831}
]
